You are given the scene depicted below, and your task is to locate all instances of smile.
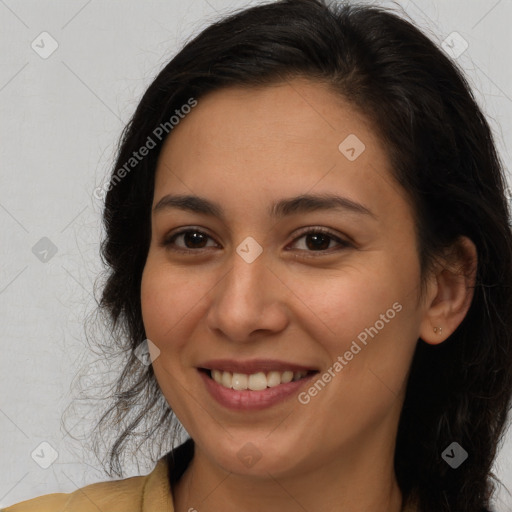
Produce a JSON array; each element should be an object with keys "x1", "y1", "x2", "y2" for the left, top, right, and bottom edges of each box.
[
  {"x1": 208, "y1": 369, "x2": 311, "y2": 390},
  {"x1": 197, "y1": 360, "x2": 319, "y2": 411}
]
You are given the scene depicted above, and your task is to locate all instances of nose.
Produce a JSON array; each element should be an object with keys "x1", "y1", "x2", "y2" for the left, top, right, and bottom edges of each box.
[{"x1": 206, "y1": 246, "x2": 289, "y2": 343}]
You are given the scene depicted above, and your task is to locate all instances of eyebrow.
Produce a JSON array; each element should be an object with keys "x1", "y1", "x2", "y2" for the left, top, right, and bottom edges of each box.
[{"x1": 153, "y1": 193, "x2": 376, "y2": 220}]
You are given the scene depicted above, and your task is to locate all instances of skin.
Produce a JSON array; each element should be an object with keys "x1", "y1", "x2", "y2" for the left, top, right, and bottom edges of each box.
[{"x1": 140, "y1": 78, "x2": 477, "y2": 512}]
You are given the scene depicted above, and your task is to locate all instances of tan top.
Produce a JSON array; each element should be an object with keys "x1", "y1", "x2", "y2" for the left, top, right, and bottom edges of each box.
[{"x1": 2, "y1": 457, "x2": 173, "y2": 511}]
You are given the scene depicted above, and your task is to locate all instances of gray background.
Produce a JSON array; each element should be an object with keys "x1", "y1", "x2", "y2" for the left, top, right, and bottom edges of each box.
[{"x1": 1, "y1": 0, "x2": 511, "y2": 509}]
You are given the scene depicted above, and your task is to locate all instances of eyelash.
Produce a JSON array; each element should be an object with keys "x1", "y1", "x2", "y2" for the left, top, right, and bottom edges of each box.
[{"x1": 161, "y1": 226, "x2": 352, "y2": 256}]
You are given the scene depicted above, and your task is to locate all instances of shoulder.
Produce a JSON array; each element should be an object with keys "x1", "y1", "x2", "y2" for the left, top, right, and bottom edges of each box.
[{"x1": 1, "y1": 458, "x2": 170, "y2": 512}]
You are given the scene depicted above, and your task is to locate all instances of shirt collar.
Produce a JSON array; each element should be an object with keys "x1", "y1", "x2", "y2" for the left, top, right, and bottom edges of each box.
[{"x1": 141, "y1": 438, "x2": 195, "y2": 511}]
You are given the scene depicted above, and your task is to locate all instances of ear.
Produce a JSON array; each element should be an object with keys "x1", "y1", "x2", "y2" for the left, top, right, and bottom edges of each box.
[{"x1": 419, "y1": 236, "x2": 478, "y2": 345}]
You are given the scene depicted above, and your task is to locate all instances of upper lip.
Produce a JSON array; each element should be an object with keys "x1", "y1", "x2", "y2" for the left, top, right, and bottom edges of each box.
[{"x1": 198, "y1": 359, "x2": 319, "y2": 374}]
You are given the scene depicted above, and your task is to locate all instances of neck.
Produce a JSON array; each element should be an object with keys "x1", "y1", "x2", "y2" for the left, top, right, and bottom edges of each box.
[{"x1": 172, "y1": 439, "x2": 403, "y2": 512}]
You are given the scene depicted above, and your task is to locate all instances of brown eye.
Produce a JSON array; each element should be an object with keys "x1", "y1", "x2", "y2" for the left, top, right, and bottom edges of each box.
[
  {"x1": 304, "y1": 232, "x2": 332, "y2": 251},
  {"x1": 180, "y1": 231, "x2": 208, "y2": 249},
  {"x1": 289, "y1": 228, "x2": 352, "y2": 254},
  {"x1": 163, "y1": 229, "x2": 218, "y2": 251}
]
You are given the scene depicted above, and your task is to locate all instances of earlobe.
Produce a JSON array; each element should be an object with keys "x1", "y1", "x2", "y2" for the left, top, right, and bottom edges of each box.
[{"x1": 419, "y1": 236, "x2": 478, "y2": 345}]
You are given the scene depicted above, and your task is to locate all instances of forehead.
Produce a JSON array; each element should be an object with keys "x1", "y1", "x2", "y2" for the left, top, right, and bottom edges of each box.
[
  {"x1": 153, "y1": 79, "x2": 407, "y2": 222},
  {"x1": 160, "y1": 79, "x2": 379, "y2": 160}
]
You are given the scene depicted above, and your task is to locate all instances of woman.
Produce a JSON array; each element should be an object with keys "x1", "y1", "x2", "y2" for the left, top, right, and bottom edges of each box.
[{"x1": 4, "y1": 0, "x2": 511, "y2": 511}]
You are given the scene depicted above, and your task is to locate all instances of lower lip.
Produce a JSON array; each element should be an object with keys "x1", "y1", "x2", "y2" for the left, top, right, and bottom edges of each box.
[{"x1": 199, "y1": 370, "x2": 316, "y2": 411}]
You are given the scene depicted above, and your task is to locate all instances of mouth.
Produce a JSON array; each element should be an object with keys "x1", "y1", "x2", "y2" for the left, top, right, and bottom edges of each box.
[
  {"x1": 197, "y1": 359, "x2": 319, "y2": 411},
  {"x1": 200, "y1": 368, "x2": 316, "y2": 390}
]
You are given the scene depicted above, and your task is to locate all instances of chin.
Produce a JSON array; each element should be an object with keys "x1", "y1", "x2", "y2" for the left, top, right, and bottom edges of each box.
[{"x1": 198, "y1": 431, "x2": 306, "y2": 478}]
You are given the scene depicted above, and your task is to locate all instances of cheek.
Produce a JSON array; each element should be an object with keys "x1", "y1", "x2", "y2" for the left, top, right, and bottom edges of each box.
[
  {"x1": 287, "y1": 267, "x2": 398, "y2": 340},
  {"x1": 140, "y1": 261, "x2": 190, "y2": 343},
  {"x1": 140, "y1": 256, "x2": 220, "y2": 349},
  {"x1": 288, "y1": 256, "x2": 418, "y2": 365}
]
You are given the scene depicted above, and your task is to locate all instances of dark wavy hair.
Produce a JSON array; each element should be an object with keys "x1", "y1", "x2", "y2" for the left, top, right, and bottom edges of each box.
[{"x1": 85, "y1": 1, "x2": 512, "y2": 510}]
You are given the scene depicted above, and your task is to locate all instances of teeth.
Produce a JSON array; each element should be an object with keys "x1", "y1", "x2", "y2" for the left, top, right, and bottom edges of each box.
[
  {"x1": 266, "y1": 371, "x2": 282, "y2": 387},
  {"x1": 210, "y1": 369, "x2": 309, "y2": 390},
  {"x1": 221, "y1": 371, "x2": 232, "y2": 388},
  {"x1": 281, "y1": 371, "x2": 293, "y2": 383},
  {"x1": 232, "y1": 373, "x2": 248, "y2": 391},
  {"x1": 248, "y1": 372, "x2": 267, "y2": 391}
]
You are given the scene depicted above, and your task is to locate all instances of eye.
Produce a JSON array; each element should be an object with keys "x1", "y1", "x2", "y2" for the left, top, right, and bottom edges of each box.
[
  {"x1": 287, "y1": 227, "x2": 352, "y2": 254},
  {"x1": 162, "y1": 228, "x2": 218, "y2": 252},
  {"x1": 161, "y1": 226, "x2": 352, "y2": 255}
]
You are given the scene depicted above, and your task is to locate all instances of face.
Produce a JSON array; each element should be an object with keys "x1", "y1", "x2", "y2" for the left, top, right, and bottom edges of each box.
[{"x1": 141, "y1": 78, "x2": 426, "y2": 479}]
